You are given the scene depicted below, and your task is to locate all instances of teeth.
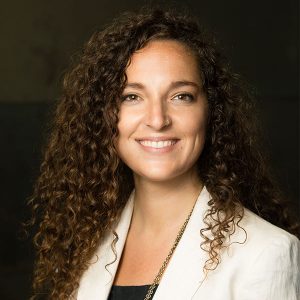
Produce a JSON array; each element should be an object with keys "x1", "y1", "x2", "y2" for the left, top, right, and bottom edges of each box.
[{"x1": 139, "y1": 140, "x2": 176, "y2": 148}]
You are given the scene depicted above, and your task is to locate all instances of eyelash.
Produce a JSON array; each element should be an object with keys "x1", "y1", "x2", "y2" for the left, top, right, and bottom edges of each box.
[
  {"x1": 121, "y1": 94, "x2": 141, "y2": 102},
  {"x1": 172, "y1": 93, "x2": 195, "y2": 102},
  {"x1": 121, "y1": 93, "x2": 195, "y2": 103}
]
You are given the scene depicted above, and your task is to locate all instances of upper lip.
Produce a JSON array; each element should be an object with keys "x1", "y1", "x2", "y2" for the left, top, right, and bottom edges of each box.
[{"x1": 136, "y1": 137, "x2": 179, "y2": 142}]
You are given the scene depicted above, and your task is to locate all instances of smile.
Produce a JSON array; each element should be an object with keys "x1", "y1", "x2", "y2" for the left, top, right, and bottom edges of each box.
[
  {"x1": 136, "y1": 139, "x2": 179, "y2": 153},
  {"x1": 139, "y1": 140, "x2": 177, "y2": 148}
]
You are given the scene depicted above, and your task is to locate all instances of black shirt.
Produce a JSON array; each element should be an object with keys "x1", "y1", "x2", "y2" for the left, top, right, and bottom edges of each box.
[{"x1": 108, "y1": 284, "x2": 159, "y2": 300}]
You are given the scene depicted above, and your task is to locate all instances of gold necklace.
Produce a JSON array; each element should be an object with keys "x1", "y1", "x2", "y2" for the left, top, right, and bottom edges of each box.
[{"x1": 143, "y1": 200, "x2": 197, "y2": 300}]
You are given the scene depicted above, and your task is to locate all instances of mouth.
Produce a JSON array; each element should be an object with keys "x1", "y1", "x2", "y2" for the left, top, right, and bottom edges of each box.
[
  {"x1": 138, "y1": 139, "x2": 178, "y2": 148},
  {"x1": 135, "y1": 139, "x2": 179, "y2": 152}
]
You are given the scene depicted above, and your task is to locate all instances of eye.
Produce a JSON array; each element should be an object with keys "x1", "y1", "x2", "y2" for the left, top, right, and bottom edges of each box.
[
  {"x1": 121, "y1": 94, "x2": 141, "y2": 102},
  {"x1": 172, "y1": 93, "x2": 195, "y2": 102}
]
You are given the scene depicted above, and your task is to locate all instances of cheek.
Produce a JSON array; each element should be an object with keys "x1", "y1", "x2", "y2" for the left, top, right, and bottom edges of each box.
[
  {"x1": 182, "y1": 110, "x2": 208, "y2": 161},
  {"x1": 117, "y1": 108, "x2": 140, "y2": 135},
  {"x1": 115, "y1": 113, "x2": 137, "y2": 160},
  {"x1": 184, "y1": 109, "x2": 207, "y2": 138},
  {"x1": 117, "y1": 116, "x2": 131, "y2": 140}
]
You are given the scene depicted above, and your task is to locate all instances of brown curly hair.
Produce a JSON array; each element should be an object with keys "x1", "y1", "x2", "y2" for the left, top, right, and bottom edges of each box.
[{"x1": 26, "y1": 7, "x2": 299, "y2": 299}]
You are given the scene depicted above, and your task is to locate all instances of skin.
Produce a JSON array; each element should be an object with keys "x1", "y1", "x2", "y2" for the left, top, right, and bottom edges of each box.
[{"x1": 114, "y1": 40, "x2": 209, "y2": 284}]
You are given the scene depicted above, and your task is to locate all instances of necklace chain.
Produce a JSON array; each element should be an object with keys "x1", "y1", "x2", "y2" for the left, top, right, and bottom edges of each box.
[{"x1": 143, "y1": 201, "x2": 196, "y2": 300}]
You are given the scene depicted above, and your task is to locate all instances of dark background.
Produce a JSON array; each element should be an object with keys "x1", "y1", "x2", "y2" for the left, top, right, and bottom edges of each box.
[{"x1": 0, "y1": 0, "x2": 299, "y2": 299}]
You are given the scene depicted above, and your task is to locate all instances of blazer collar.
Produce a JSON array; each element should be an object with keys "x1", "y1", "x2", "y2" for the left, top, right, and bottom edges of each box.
[
  {"x1": 152, "y1": 186, "x2": 210, "y2": 299},
  {"x1": 77, "y1": 186, "x2": 211, "y2": 300},
  {"x1": 77, "y1": 190, "x2": 135, "y2": 300}
]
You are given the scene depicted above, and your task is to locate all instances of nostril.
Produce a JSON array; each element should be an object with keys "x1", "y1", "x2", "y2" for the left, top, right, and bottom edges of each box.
[{"x1": 145, "y1": 114, "x2": 171, "y2": 129}]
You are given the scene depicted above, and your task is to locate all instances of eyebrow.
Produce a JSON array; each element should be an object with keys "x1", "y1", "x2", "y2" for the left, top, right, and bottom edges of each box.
[{"x1": 124, "y1": 80, "x2": 201, "y2": 90}]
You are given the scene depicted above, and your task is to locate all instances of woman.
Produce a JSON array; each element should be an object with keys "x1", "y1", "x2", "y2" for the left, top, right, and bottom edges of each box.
[{"x1": 28, "y1": 8, "x2": 300, "y2": 300}]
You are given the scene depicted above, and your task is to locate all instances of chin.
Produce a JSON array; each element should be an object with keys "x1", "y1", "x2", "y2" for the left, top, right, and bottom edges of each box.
[{"x1": 134, "y1": 168, "x2": 180, "y2": 182}]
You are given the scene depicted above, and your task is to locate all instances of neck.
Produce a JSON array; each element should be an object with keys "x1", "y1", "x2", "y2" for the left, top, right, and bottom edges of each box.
[{"x1": 130, "y1": 169, "x2": 203, "y2": 238}]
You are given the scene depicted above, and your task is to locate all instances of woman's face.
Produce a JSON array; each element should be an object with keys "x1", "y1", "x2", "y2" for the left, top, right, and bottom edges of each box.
[{"x1": 116, "y1": 40, "x2": 208, "y2": 182}]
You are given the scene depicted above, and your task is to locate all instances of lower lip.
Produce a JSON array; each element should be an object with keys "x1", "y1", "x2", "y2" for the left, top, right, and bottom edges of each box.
[{"x1": 136, "y1": 140, "x2": 179, "y2": 153}]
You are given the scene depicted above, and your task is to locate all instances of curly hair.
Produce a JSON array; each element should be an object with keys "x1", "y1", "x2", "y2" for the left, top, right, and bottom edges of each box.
[{"x1": 26, "y1": 7, "x2": 299, "y2": 299}]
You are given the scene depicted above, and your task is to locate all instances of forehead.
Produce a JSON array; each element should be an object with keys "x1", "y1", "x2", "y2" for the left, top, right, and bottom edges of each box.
[{"x1": 126, "y1": 40, "x2": 201, "y2": 83}]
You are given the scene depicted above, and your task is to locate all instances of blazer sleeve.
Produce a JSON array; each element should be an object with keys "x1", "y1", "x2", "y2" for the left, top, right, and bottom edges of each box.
[{"x1": 239, "y1": 234, "x2": 300, "y2": 300}]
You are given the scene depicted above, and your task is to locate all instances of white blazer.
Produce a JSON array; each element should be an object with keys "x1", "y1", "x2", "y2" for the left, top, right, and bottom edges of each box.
[{"x1": 77, "y1": 186, "x2": 300, "y2": 300}]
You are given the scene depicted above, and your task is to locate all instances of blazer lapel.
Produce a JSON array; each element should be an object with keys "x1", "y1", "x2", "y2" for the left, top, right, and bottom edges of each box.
[
  {"x1": 152, "y1": 186, "x2": 210, "y2": 300},
  {"x1": 77, "y1": 186, "x2": 211, "y2": 300},
  {"x1": 77, "y1": 190, "x2": 135, "y2": 300}
]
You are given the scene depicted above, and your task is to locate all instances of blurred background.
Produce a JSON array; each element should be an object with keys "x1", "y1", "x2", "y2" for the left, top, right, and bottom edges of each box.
[{"x1": 0, "y1": 0, "x2": 298, "y2": 299}]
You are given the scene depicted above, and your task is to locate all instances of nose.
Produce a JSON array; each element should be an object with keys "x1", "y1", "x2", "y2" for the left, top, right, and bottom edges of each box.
[{"x1": 144, "y1": 99, "x2": 171, "y2": 130}]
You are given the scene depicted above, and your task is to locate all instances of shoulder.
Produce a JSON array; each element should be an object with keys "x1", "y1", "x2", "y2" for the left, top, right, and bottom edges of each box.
[
  {"x1": 217, "y1": 206, "x2": 300, "y2": 273},
  {"x1": 230, "y1": 208, "x2": 300, "y2": 272},
  {"x1": 199, "y1": 186, "x2": 299, "y2": 265},
  {"x1": 241, "y1": 207, "x2": 299, "y2": 250},
  {"x1": 230, "y1": 209, "x2": 300, "y2": 299},
  {"x1": 212, "y1": 208, "x2": 300, "y2": 299}
]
